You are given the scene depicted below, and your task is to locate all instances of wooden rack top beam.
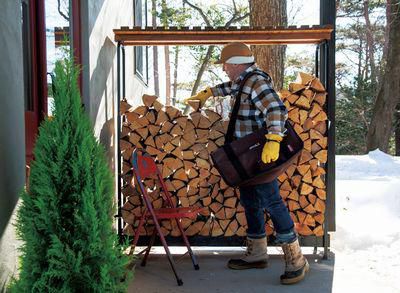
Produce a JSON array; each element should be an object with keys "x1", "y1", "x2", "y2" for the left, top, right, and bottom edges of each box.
[{"x1": 114, "y1": 25, "x2": 333, "y2": 46}]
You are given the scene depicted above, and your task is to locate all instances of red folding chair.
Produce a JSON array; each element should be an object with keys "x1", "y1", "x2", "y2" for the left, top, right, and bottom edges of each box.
[{"x1": 130, "y1": 148, "x2": 201, "y2": 286}]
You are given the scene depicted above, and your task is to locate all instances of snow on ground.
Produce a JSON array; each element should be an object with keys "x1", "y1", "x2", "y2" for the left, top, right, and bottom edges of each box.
[{"x1": 332, "y1": 149, "x2": 400, "y2": 292}]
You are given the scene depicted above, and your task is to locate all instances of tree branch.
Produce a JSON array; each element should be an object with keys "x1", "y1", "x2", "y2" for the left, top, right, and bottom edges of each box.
[
  {"x1": 225, "y1": 12, "x2": 250, "y2": 27},
  {"x1": 183, "y1": 0, "x2": 249, "y2": 96},
  {"x1": 191, "y1": 45, "x2": 215, "y2": 95},
  {"x1": 183, "y1": 0, "x2": 212, "y2": 26},
  {"x1": 337, "y1": 12, "x2": 364, "y2": 18},
  {"x1": 207, "y1": 69, "x2": 224, "y2": 83},
  {"x1": 57, "y1": 0, "x2": 69, "y2": 22},
  {"x1": 232, "y1": 0, "x2": 237, "y2": 13}
]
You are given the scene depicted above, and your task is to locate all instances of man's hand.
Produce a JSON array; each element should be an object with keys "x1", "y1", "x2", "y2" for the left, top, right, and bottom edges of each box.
[
  {"x1": 261, "y1": 134, "x2": 283, "y2": 164},
  {"x1": 184, "y1": 87, "x2": 213, "y2": 107}
]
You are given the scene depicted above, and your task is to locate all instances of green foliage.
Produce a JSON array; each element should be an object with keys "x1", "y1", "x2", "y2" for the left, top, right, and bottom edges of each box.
[
  {"x1": 336, "y1": 77, "x2": 375, "y2": 154},
  {"x1": 337, "y1": 0, "x2": 385, "y2": 17},
  {"x1": 284, "y1": 52, "x2": 315, "y2": 90},
  {"x1": 156, "y1": 1, "x2": 191, "y2": 28},
  {"x1": 9, "y1": 57, "x2": 131, "y2": 292},
  {"x1": 2, "y1": 280, "x2": 7, "y2": 293}
]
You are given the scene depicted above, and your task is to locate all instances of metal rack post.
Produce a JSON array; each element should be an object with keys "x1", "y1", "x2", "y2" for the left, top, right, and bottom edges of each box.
[
  {"x1": 315, "y1": 44, "x2": 319, "y2": 78},
  {"x1": 122, "y1": 45, "x2": 126, "y2": 99},
  {"x1": 322, "y1": 40, "x2": 330, "y2": 259},
  {"x1": 116, "y1": 42, "x2": 123, "y2": 240},
  {"x1": 321, "y1": 0, "x2": 336, "y2": 260},
  {"x1": 116, "y1": 43, "x2": 127, "y2": 243}
]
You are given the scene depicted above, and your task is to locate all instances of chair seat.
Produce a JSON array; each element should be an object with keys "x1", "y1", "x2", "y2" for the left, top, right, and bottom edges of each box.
[
  {"x1": 146, "y1": 206, "x2": 203, "y2": 219},
  {"x1": 143, "y1": 206, "x2": 203, "y2": 219}
]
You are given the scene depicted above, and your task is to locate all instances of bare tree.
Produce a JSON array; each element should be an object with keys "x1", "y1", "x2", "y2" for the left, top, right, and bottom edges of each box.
[
  {"x1": 172, "y1": 46, "x2": 180, "y2": 104},
  {"x1": 183, "y1": 0, "x2": 249, "y2": 95},
  {"x1": 152, "y1": 0, "x2": 160, "y2": 96},
  {"x1": 249, "y1": 0, "x2": 287, "y2": 90},
  {"x1": 160, "y1": 0, "x2": 171, "y2": 105},
  {"x1": 164, "y1": 45, "x2": 171, "y2": 105}
]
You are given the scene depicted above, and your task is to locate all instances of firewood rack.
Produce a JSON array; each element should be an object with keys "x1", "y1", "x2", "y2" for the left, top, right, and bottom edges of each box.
[{"x1": 113, "y1": 25, "x2": 335, "y2": 258}]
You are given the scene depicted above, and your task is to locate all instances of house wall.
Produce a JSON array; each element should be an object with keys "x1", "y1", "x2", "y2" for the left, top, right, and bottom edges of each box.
[
  {"x1": 0, "y1": 0, "x2": 25, "y2": 288},
  {"x1": 0, "y1": 0, "x2": 149, "y2": 288},
  {"x1": 81, "y1": 0, "x2": 147, "y2": 169}
]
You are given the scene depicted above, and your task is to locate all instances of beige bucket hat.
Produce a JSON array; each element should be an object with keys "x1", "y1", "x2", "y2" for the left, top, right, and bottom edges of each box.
[{"x1": 215, "y1": 42, "x2": 254, "y2": 64}]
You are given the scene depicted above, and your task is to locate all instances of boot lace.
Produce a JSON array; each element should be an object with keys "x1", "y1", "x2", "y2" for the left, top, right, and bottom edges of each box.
[
  {"x1": 243, "y1": 239, "x2": 253, "y2": 256},
  {"x1": 283, "y1": 244, "x2": 295, "y2": 266}
]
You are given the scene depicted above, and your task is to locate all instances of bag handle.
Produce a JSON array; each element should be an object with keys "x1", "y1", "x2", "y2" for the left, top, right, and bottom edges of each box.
[{"x1": 225, "y1": 70, "x2": 272, "y2": 143}]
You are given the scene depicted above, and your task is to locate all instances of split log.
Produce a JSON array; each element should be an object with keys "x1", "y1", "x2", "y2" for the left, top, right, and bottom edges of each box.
[
  {"x1": 289, "y1": 82, "x2": 306, "y2": 93},
  {"x1": 142, "y1": 94, "x2": 158, "y2": 107},
  {"x1": 296, "y1": 72, "x2": 314, "y2": 85},
  {"x1": 187, "y1": 100, "x2": 201, "y2": 112},
  {"x1": 120, "y1": 100, "x2": 132, "y2": 114}
]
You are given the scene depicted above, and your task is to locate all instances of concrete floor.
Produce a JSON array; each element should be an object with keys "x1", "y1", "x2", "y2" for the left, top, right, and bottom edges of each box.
[{"x1": 127, "y1": 247, "x2": 334, "y2": 293}]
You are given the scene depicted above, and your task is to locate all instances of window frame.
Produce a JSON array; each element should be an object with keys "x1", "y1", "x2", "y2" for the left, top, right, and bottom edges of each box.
[{"x1": 133, "y1": 0, "x2": 149, "y2": 85}]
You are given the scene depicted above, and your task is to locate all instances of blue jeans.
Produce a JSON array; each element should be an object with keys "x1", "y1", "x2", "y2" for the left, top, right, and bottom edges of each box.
[{"x1": 239, "y1": 179, "x2": 296, "y2": 243}]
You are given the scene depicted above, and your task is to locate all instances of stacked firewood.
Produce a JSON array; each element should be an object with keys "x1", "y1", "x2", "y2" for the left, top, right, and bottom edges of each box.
[
  {"x1": 119, "y1": 96, "x2": 246, "y2": 238},
  {"x1": 276, "y1": 72, "x2": 328, "y2": 236},
  {"x1": 119, "y1": 72, "x2": 328, "y2": 238}
]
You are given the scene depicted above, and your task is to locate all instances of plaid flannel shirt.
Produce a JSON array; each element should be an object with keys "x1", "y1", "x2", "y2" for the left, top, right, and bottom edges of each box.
[{"x1": 210, "y1": 64, "x2": 288, "y2": 138}]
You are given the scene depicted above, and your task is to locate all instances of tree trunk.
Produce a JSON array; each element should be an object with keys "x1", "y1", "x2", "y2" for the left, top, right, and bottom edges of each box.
[
  {"x1": 161, "y1": 0, "x2": 171, "y2": 105},
  {"x1": 152, "y1": 0, "x2": 159, "y2": 96},
  {"x1": 388, "y1": 0, "x2": 400, "y2": 155},
  {"x1": 172, "y1": 46, "x2": 180, "y2": 105},
  {"x1": 363, "y1": 0, "x2": 378, "y2": 93},
  {"x1": 366, "y1": 1, "x2": 400, "y2": 153},
  {"x1": 395, "y1": 103, "x2": 400, "y2": 155},
  {"x1": 356, "y1": 27, "x2": 364, "y2": 94},
  {"x1": 249, "y1": 0, "x2": 287, "y2": 90},
  {"x1": 165, "y1": 46, "x2": 171, "y2": 105},
  {"x1": 379, "y1": 0, "x2": 391, "y2": 85}
]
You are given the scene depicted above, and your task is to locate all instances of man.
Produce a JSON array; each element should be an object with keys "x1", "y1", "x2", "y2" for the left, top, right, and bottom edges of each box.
[{"x1": 184, "y1": 42, "x2": 309, "y2": 285}]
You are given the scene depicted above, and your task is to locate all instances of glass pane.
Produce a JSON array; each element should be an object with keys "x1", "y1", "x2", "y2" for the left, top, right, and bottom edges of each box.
[
  {"x1": 135, "y1": 0, "x2": 142, "y2": 26},
  {"x1": 134, "y1": 0, "x2": 149, "y2": 84},
  {"x1": 45, "y1": 0, "x2": 70, "y2": 116}
]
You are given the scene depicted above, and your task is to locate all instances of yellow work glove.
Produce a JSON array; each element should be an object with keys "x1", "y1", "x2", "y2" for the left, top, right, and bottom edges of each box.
[
  {"x1": 184, "y1": 87, "x2": 213, "y2": 107},
  {"x1": 261, "y1": 134, "x2": 283, "y2": 164}
]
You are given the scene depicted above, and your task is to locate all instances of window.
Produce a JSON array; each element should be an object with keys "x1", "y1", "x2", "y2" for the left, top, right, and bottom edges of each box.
[{"x1": 134, "y1": 0, "x2": 148, "y2": 84}]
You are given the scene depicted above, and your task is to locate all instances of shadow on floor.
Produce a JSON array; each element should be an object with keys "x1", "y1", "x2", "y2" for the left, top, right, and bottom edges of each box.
[{"x1": 127, "y1": 248, "x2": 335, "y2": 293}]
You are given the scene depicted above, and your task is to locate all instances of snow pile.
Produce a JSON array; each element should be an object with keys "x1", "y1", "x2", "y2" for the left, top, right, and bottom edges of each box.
[
  {"x1": 333, "y1": 149, "x2": 400, "y2": 292},
  {"x1": 336, "y1": 148, "x2": 400, "y2": 181}
]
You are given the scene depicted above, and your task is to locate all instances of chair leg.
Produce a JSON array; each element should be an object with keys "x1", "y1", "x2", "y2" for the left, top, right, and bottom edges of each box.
[
  {"x1": 154, "y1": 219, "x2": 183, "y2": 286},
  {"x1": 132, "y1": 216, "x2": 145, "y2": 248},
  {"x1": 141, "y1": 226, "x2": 157, "y2": 267},
  {"x1": 175, "y1": 218, "x2": 199, "y2": 270}
]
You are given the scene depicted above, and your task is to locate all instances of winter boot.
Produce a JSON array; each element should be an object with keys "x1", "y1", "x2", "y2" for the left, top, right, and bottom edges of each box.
[
  {"x1": 227, "y1": 237, "x2": 268, "y2": 270},
  {"x1": 280, "y1": 238, "x2": 309, "y2": 284}
]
